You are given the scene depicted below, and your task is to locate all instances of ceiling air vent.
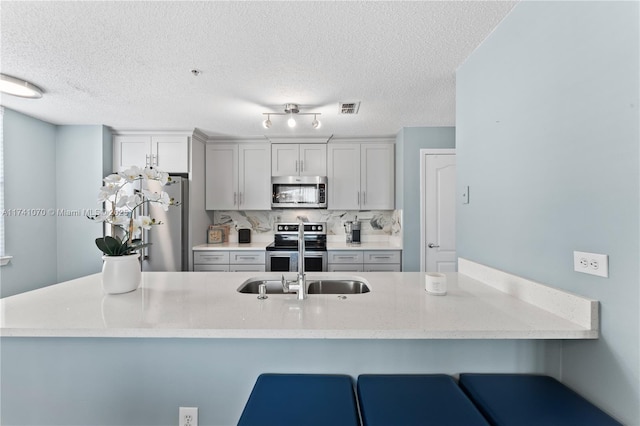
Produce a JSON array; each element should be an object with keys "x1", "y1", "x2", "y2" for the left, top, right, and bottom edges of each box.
[{"x1": 339, "y1": 102, "x2": 360, "y2": 114}]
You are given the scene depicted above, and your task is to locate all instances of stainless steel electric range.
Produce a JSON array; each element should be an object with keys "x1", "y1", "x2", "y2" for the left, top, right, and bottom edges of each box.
[{"x1": 265, "y1": 222, "x2": 327, "y2": 272}]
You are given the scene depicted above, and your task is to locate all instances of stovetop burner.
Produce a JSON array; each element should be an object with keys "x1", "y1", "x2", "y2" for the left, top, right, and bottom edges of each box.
[{"x1": 267, "y1": 222, "x2": 327, "y2": 252}]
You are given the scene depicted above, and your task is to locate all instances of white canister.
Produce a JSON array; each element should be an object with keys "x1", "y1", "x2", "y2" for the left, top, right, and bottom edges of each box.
[{"x1": 425, "y1": 272, "x2": 447, "y2": 295}]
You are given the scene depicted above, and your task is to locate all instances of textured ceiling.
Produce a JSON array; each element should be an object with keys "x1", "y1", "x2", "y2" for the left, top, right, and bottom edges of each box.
[{"x1": 1, "y1": 1, "x2": 517, "y2": 138}]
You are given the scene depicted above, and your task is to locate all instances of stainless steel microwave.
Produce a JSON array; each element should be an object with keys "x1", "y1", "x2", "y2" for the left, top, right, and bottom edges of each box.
[{"x1": 271, "y1": 176, "x2": 327, "y2": 209}]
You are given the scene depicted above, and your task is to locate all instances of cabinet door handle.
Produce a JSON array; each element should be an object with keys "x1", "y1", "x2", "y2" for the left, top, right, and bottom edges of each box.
[
  {"x1": 357, "y1": 191, "x2": 360, "y2": 205},
  {"x1": 362, "y1": 191, "x2": 366, "y2": 205},
  {"x1": 295, "y1": 160, "x2": 298, "y2": 172},
  {"x1": 233, "y1": 192, "x2": 237, "y2": 206},
  {"x1": 145, "y1": 154, "x2": 150, "y2": 167},
  {"x1": 428, "y1": 243, "x2": 440, "y2": 248},
  {"x1": 300, "y1": 160, "x2": 304, "y2": 172},
  {"x1": 239, "y1": 192, "x2": 243, "y2": 206},
  {"x1": 337, "y1": 256, "x2": 356, "y2": 260},
  {"x1": 152, "y1": 154, "x2": 158, "y2": 166},
  {"x1": 373, "y1": 256, "x2": 391, "y2": 259}
]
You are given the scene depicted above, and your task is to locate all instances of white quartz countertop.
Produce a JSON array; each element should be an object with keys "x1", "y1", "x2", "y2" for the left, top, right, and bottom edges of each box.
[
  {"x1": 193, "y1": 242, "x2": 270, "y2": 251},
  {"x1": 0, "y1": 267, "x2": 598, "y2": 339},
  {"x1": 192, "y1": 242, "x2": 402, "y2": 251},
  {"x1": 326, "y1": 242, "x2": 402, "y2": 251}
]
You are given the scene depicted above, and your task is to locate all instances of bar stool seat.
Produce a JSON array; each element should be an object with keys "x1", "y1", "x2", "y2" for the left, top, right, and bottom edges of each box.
[
  {"x1": 458, "y1": 373, "x2": 622, "y2": 426},
  {"x1": 237, "y1": 373, "x2": 359, "y2": 426},
  {"x1": 357, "y1": 374, "x2": 490, "y2": 426}
]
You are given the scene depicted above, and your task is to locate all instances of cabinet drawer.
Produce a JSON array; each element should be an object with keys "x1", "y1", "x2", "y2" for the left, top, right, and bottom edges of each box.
[
  {"x1": 328, "y1": 264, "x2": 363, "y2": 272},
  {"x1": 230, "y1": 264, "x2": 266, "y2": 272},
  {"x1": 364, "y1": 264, "x2": 401, "y2": 272},
  {"x1": 328, "y1": 251, "x2": 364, "y2": 264},
  {"x1": 229, "y1": 251, "x2": 265, "y2": 265},
  {"x1": 363, "y1": 251, "x2": 401, "y2": 264},
  {"x1": 194, "y1": 264, "x2": 230, "y2": 272},
  {"x1": 194, "y1": 252, "x2": 230, "y2": 264}
]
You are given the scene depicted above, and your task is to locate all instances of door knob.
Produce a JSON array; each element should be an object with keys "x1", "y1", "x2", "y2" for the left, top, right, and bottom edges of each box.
[{"x1": 428, "y1": 243, "x2": 440, "y2": 248}]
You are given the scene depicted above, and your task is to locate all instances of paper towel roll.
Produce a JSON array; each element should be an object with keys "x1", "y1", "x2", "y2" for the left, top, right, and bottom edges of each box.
[{"x1": 425, "y1": 272, "x2": 447, "y2": 295}]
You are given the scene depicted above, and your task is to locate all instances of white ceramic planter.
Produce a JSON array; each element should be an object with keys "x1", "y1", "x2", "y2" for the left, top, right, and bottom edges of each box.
[{"x1": 101, "y1": 253, "x2": 141, "y2": 294}]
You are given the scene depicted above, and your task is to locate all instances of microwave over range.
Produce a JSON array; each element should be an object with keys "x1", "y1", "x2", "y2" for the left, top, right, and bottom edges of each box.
[{"x1": 271, "y1": 176, "x2": 327, "y2": 209}]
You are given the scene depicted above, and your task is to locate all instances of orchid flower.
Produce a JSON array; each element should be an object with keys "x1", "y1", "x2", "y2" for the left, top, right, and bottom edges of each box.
[{"x1": 92, "y1": 165, "x2": 174, "y2": 256}]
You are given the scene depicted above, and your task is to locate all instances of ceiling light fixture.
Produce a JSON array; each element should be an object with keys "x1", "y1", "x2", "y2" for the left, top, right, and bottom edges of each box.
[
  {"x1": 262, "y1": 103, "x2": 321, "y2": 130},
  {"x1": 0, "y1": 74, "x2": 43, "y2": 99},
  {"x1": 263, "y1": 114, "x2": 272, "y2": 129}
]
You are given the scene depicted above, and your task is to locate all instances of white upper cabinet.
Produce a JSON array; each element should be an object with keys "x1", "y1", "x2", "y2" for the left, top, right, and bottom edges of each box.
[
  {"x1": 206, "y1": 143, "x2": 270, "y2": 210},
  {"x1": 328, "y1": 142, "x2": 395, "y2": 210},
  {"x1": 271, "y1": 143, "x2": 326, "y2": 176},
  {"x1": 113, "y1": 134, "x2": 189, "y2": 173},
  {"x1": 360, "y1": 143, "x2": 395, "y2": 210}
]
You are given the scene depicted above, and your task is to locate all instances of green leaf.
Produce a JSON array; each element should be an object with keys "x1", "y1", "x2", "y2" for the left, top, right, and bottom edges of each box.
[{"x1": 96, "y1": 235, "x2": 128, "y2": 256}]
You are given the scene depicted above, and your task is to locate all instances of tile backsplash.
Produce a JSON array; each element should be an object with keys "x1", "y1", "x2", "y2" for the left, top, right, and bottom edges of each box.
[{"x1": 213, "y1": 210, "x2": 401, "y2": 242}]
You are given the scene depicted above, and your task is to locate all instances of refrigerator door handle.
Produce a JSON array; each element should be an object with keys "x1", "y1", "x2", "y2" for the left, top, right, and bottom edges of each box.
[{"x1": 142, "y1": 201, "x2": 149, "y2": 260}]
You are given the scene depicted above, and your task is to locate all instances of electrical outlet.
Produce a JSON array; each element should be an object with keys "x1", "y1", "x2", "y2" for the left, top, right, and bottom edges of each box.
[
  {"x1": 573, "y1": 251, "x2": 608, "y2": 278},
  {"x1": 179, "y1": 407, "x2": 198, "y2": 426}
]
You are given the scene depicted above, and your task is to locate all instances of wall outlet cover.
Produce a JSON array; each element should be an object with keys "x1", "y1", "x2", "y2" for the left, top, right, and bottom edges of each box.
[
  {"x1": 179, "y1": 407, "x2": 198, "y2": 426},
  {"x1": 573, "y1": 251, "x2": 608, "y2": 278}
]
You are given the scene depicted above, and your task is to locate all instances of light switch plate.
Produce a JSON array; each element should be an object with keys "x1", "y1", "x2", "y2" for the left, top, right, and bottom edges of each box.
[
  {"x1": 462, "y1": 186, "x2": 469, "y2": 204},
  {"x1": 573, "y1": 251, "x2": 608, "y2": 278}
]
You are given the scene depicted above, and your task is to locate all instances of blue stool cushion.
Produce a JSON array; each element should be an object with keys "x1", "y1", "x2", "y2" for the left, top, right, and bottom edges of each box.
[
  {"x1": 458, "y1": 373, "x2": 622, "y2": 426},
  {"x1": 237, "y1": 373, "x2": 359, "y2": 426},
  {"x1": 357, "y1": 374, "x2": 490, "y2": 426}
]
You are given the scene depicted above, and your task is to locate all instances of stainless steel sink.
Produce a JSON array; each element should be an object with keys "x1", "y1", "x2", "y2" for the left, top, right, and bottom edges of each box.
[
  {"x1": 306, "y1": 279, "x2": 370, "y2": 294},
  {"x1": 237, "y1": 279, "x2": 286, "y2": 294},
  {"x1": 237, "y1": 277, "x2": 370, "y2": 295}
]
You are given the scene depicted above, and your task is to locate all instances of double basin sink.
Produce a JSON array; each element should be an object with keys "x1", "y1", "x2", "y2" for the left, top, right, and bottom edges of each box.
[{"x1": 238, "y1": 277, "x2": 370, "y2": 295}]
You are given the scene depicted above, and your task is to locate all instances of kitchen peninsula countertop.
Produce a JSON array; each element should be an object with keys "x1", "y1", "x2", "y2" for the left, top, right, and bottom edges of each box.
[{"x1": 0, "y1": 260, "x2": 597, "y2": 340}]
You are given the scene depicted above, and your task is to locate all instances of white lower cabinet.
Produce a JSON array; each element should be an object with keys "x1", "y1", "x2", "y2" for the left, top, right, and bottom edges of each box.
[
  {"x1": 229, "y1": 251, "x2": 266, "y2": 272},
  {"x1": 193, "y1": 250, "x2": 265, "y2": 272},
  {"x1": 327, "y1": 250, "x2": 401, "y2": 272}
]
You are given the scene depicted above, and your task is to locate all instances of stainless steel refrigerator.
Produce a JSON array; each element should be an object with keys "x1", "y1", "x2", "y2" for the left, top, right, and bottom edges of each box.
[{"x1": 142, "y1": 175, "x2": 189, "y2": 271}]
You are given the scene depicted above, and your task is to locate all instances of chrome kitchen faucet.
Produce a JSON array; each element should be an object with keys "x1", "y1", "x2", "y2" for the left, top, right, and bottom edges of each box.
[{"x1": 281, "y1": 221, "x2": 307, "y2": 299}]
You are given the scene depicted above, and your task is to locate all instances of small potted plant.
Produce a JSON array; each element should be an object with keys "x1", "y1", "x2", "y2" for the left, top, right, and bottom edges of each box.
[{"x1": 89, "y1": 166, "x2": 173, "y2": 294}]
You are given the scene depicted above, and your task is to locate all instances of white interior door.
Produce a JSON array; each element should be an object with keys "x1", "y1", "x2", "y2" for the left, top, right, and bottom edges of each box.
[{"x1": 423, "y1": 153, "x2": 457, "y2": 272}]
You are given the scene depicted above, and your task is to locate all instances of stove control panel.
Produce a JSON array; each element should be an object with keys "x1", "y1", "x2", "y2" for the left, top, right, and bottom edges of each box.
[{"x1": 275, "y1": 222, "x2": 326, "y2": 234}]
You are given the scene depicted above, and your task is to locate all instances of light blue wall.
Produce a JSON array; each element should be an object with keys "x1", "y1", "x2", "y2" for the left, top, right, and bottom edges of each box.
[
  {"x1": 1, "y1": 337, "x2": 560, "y2": 426},
  {"x1": 56, "y1": 125, "x2": 112, "y2": 282},
  {"x1": 396, "y1": 127, "x2": 455, "y2": 271},
  {"x1": 1, "y1": 109, "x2": 58, "y2": 297},
  {"x1": 1, "y1": 110, "x2": 112, "y2": 296},
  {"x1": 456, "y1": 1, "x2": 639, "y2": 424}
]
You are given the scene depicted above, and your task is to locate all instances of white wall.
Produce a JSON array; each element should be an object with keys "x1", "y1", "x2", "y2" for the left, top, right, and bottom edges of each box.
[{"x1": 456, "y1": 1, "x2": 639, "y2": 423}]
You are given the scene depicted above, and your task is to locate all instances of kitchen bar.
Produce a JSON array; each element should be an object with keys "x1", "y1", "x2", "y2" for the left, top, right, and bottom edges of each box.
[{"x1": 0, "y1": 259, "x2": 597, "y2": 339}]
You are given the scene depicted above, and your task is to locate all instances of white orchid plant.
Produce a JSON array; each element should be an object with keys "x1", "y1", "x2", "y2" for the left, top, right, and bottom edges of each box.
[{"x1": 89, "y1": 166, "x2": 174, "y2": 256}]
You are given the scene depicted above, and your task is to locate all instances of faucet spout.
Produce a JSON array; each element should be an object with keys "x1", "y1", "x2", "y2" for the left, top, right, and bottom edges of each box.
[
  {"x1": 280, "y1": 221, "x2": 307, "y2": 299},
  {"x1": 296, "y1": 220, "x2": 307, "y2": 299}
]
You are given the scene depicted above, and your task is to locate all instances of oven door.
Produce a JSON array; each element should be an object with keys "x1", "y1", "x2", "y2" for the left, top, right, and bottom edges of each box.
[
  {"x1": 304, "y1": 252, "x2": 327, "y2": 272},
  {"x1": 266, "y1": 251, "x2": 297, "y2": 272},
  {"x1": 266, "y1": 251, "x2": 327, "y2": 272}
]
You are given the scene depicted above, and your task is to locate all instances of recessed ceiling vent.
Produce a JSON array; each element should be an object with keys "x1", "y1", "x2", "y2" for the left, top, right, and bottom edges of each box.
[{"x1": 339, "y1": 102, "x2": 360, "y2": 114}]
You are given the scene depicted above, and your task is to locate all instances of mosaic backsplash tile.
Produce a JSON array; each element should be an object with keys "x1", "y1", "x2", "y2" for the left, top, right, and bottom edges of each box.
[{"x1": 213, "y1": 210, "x2": 401, "y2": 239}]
